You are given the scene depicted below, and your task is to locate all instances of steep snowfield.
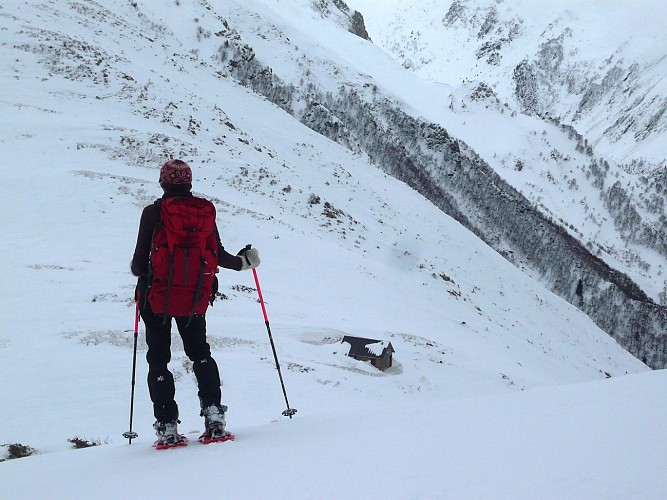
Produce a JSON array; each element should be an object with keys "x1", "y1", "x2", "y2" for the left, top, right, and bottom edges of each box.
[{"x1": 0, "y1": 1, "x2": 664, "y2": 497}]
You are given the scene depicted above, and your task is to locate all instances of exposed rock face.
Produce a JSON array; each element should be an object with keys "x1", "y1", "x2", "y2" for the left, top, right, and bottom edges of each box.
[{"x1": 311, "y1": 0, "x2": 372, "y2": 41}]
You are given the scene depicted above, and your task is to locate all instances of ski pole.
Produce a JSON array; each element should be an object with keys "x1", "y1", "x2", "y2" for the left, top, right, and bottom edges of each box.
[
  {"x1": 122, "y1": 300, "x2": 140, "y2": 443},
  {"x1": 250, "y1": 261, "x2": 297, "y2": 418}
]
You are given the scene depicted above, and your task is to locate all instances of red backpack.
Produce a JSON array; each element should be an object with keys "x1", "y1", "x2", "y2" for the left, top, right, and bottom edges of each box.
[{"x1": 148, "y1": 196, "x2": 218, "y2": 321}]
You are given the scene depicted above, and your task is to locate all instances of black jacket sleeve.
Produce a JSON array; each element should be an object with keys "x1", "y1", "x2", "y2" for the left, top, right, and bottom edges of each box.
[{"x1": 131, "y1": 203, "x2": 160, "y2": 277}]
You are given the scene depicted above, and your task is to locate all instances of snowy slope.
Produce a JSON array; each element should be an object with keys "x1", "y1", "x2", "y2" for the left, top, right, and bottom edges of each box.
[
  {"x1": 0, "y1": 0, "x2": 663, "y2": 497},
  {"x1": 2, "y1": 370, "x2": 666, "y2": 499}
]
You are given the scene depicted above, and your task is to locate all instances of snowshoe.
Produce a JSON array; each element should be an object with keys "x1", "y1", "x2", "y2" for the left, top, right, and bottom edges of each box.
[
  {"x1": 199, "y1": 404, "x2": 234, "y2": 444},
  {"x1": 198, "y1": 429, "x2": 234, "y2": 444},
  {"x1": 153, "y1": 420, "x2": 187, "y2": 450}
]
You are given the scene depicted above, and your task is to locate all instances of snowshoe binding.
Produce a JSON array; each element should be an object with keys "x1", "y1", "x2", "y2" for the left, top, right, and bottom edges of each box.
[
  {"x1": 199, "y1": 404, "x2": 234, "y2": 444},
  {"x1": 153, "y1": 420, "x2": 187, "y2": 450}
]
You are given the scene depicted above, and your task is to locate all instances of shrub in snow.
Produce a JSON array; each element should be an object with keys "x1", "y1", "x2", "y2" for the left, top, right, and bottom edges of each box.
[
  {"x1": 1, "y1": 443, "x2": 38, "y2": 461},
  {"x1": 68, "y1": 437, "x2": 102, "y2": 449}
]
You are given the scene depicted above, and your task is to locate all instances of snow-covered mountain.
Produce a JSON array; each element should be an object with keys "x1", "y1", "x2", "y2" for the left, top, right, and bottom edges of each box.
[
  {"x1": 353, "y1": 0, "x2": 667, "y2": 156},
  {"x1": 347, "y1": 0, "x2": 667, "y2": 367},
  {"x1": 350, "y1": 0, "x2": 667, "y2": 265},
  {"x1": 0, "y1": 0, "x2": 665, "y2": 497}
]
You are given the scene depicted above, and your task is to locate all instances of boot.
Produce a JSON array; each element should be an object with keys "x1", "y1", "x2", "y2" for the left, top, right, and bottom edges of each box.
[
  {"x1": 153, "y1": 419, "x2": 182, "y2": 446},
  {"x1": 201, "y1": 404, "x2": 227, "y2": 439}
]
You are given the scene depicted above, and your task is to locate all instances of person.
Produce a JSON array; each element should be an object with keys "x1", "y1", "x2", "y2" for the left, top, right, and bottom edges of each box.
[{"x1": 131, "y1": 159, "x2": 260, "y2": 446}]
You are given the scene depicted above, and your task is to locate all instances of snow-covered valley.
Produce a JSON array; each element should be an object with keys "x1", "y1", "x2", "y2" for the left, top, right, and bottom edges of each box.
[{"x1": 0, "y1": 1, "x2": 665, "y2": 498}]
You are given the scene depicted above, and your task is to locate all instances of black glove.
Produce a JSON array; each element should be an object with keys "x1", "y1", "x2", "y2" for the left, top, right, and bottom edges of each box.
[{"x1": 237, "y1": 244, "x2": 261, "y2": 270}]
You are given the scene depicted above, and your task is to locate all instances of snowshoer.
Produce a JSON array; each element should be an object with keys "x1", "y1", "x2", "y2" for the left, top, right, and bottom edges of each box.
[{"x1": 131, "y1": 159, "x2": 260, "y2": 447}]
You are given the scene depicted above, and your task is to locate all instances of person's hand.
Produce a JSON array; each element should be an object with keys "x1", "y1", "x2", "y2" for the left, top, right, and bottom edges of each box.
[{"x1": 237, "y1": 245, "x2": 260, "y2": 270}]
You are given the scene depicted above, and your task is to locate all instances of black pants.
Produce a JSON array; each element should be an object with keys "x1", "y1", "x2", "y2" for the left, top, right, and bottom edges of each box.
[{"x1": 140, "y1": 307, "x2": 222, "y2": 423}]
